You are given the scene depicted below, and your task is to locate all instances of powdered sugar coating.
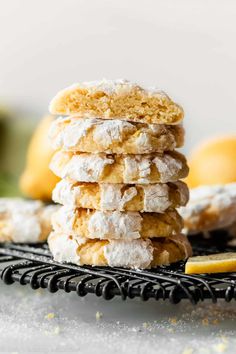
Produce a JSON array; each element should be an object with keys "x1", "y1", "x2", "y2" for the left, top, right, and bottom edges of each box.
[
  {"x1": 48, "y1": 232, "x2": 84, "y2": 264},
  {"x1": 180, "y1": 184, "x2": 236, "y2": 218},
  {"x1": 51, "y1": 206, "x2": 76, "y2": 234},
  {"x1": 49, "y1": 117, "x2": 135, "y2": 149},
  {"x1": 153, "y1": 154, "x2": 183, "y2": 183},
  {"x1": 124, "y1": 155, "x2": 151, "y2": 183},
  {"x1": 142, "y1": 184, "x2": 171, "y2": 212},
  {"x1": 48, "y1": 116, "x2": 183, "y2": 154},
  {"x1": 77, "y1": 78, "x2": 165, "y2": 95},
  {"x1": 52, "y1": 179, "x2": 188, "y2": 213},
  {"x1": 48, "y1": 232, "x2": 153, "y2": 268},
  {"x1": 123, "y1": 153, "x2": 184, "y2": 184},
  {"x1": 104, "y1": 239, "x2": 153, "y2": 269},
  {"x1": 50, "y1": 152, "x2": 114, "y2": 182},
  {"x1": 49, "y1": 117, "x2": 95, "y2": 150},
  {"x1": 50, "y1": 151, "x2": 186, "y2": 184},
  {"x1": 52, "y1": 206, "x2": 143, "y2": 240},
  {"x1": 60, "y1": 79, "x2": 137, "y2": 95},
  {"x1": 179, "y1": 183, "x2": 236, "y2": 232},
  {"x1": 52, "y1": 179, "x2": 77, "y2": 206},
  {"x1": 87, "y1": 210, "x2": 142, "y2": 240},
  {"x1": 48, "y1": 232, "x2": 191, "y2": 269},
  {"x1": 0, "y1": 198, "x2": 57, "y2": 243},
  {"x1": 100, "y1": 184, "x2": 138, "y2": 210}
]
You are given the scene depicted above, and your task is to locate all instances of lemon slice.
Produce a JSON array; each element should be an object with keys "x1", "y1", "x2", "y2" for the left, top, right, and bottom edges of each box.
[{"x1": 185, "y1": 253, "x2": 236, "y2": 274}]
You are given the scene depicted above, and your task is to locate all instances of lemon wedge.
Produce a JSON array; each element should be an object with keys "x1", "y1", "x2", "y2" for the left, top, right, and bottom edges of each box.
[{"x1": 185, "y1": 253, "x2": 236, "y2": 274}]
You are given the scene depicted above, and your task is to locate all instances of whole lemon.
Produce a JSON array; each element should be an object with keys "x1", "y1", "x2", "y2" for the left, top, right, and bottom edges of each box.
[
  {"x1": 186, "y1": 136, "x2": 236, "y2": 188},
  {"x1": 20, "y1": 115, "x2": 60, "y2": 201}
]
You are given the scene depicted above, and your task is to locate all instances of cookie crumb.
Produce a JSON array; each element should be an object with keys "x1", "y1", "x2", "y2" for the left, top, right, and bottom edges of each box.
[
  {"x1": 220, "y1": 336, "x2": 228, "y2": 343},
  {"x1": 131, "y1": 327, "x2": 141, "y2": 332},
  {"x1": 54, "y1": 326, "x2": 60, "y2": 335},
  {"x1": 169, "y1": 317, "x2": 177, "y2": 325},
  {"x1": 167, "y1": 328, "x2": 174, "y2": 333},
  {"x1": 201, "y1": 318, "x2": 209, "y2": 326},
  {"x1": 45, "y1": 312, "x2": 55, "y2": 320},
  {"x1": 96, "y1": 311, "x2": 103, "y2": 320}
]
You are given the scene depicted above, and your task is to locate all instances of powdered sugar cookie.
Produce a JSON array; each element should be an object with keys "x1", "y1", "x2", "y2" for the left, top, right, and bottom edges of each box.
[
  {"x1": 0, "y1": 198, "x2": 58, "y2": 243},
  {"x1": 52, "y1": 179, "x2": 189, "y2": 213},
  {"x1": 49, "y1": 79, "x2": 184, "y2": 125},
  {"x1": 49, "y1": 116, "x2": 184, "y2": 154},
  {"x1": 51, "y1": 207, "x2": 183, "y2": 240},
  {"x1": 179, "y1": 183, "x2": 236, "y2": 233},
  {"x1": 50, "y1": 150, "x2": 188, "y2": 184},
  {"x1": 48, "y1": 232, "x2": 192, "y2": 269}
]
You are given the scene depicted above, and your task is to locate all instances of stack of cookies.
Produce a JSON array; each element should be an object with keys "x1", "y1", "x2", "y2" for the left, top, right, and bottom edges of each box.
[{"x1": 48, "y1": 79, "x2": 192, "y2": 269}]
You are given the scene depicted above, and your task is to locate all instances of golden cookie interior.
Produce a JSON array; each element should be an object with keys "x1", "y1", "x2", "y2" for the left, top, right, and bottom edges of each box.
[{"x1": 49, "y1": 79, "x2": 184, "y2": 125}]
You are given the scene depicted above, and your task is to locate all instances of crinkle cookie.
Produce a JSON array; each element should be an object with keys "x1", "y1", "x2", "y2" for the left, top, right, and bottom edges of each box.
[
  {"x1": 50, "y1": 150, "x2": 188, "y2": 184},
  {"x1": 49, "y1": 79, "x2": 184, "y2": 125},
  {"x1": 52, "y1": 179, "x2": 189, "y2": 213},
  {"x1": 0, "y1": 198, "x2": 58, "y2": 243},
  {"x1": 51, "y1": 206, "x2": 183, "y2": 240},
  {"x1": 49, "y1": 116, "x2": 184, "y2": 154},
  {"x1": 179, "y1": 183, "x2": 236, "y2": 233},
  {"x1": 48, "y1": 232, "x2": 192, "y2": 269}
]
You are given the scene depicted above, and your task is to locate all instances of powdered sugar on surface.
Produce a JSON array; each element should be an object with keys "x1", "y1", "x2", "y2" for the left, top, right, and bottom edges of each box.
[{"x1": 0, "y1": 281, "x2": 236, "y2": 353}]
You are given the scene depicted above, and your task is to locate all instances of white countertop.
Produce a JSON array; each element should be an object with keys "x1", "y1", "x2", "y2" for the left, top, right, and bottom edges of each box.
[{"x1": 0, "y1": 281, "x2": 235, "y2": 354}]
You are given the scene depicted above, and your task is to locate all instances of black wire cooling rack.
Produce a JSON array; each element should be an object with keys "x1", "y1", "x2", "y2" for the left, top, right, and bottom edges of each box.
[{"x1": 0, "y1": 231, "x2": 236, "y2": 304}]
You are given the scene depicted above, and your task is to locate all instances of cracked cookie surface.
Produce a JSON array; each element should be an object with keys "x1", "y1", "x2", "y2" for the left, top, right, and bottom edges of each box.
[
  {"x1": 49, "y1": 116, "x2": 184, "y2": 154},
  {"x1": 50, "y1": 150, "x2": 188, "y2": 184},
  {"x1": 51, "y1": 207, "x2": 183, "y2": 240},
  {"x1": 48, "y1": 232, "x2": 192, "y2": 269},
  {"x1": 52, "y1": 179, "x2": 189, "y2": 213}
]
